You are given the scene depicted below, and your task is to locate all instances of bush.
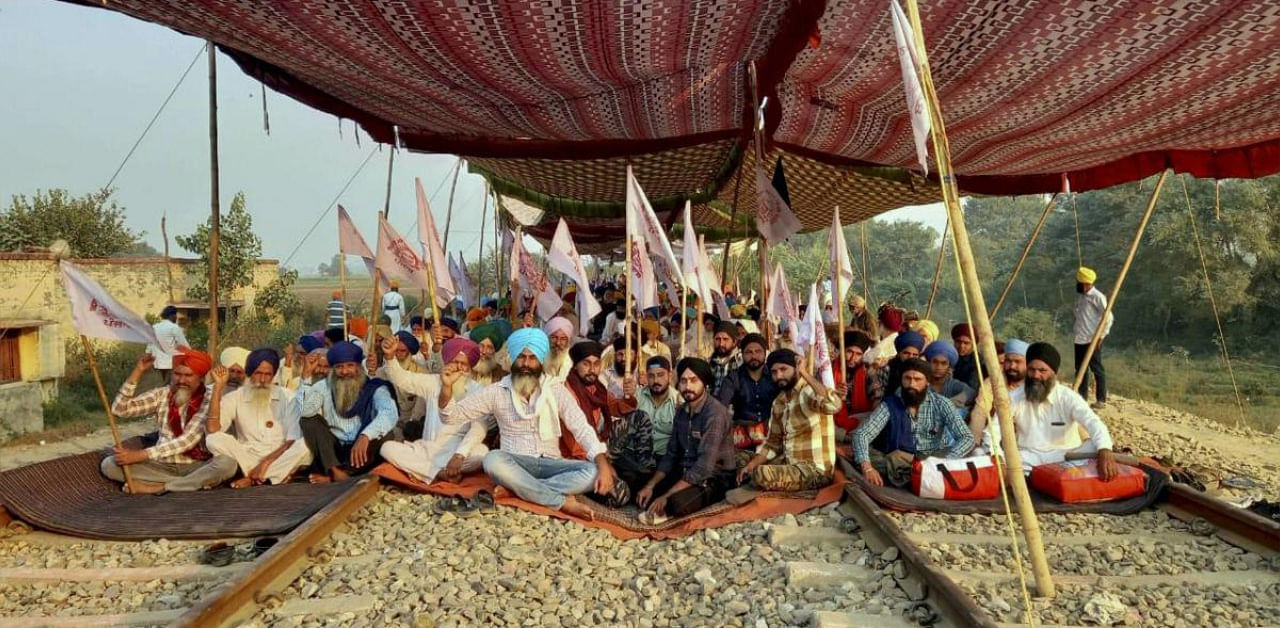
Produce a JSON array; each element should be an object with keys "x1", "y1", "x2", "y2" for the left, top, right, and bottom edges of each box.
[{"x1": 999, "y1": 307, "x2": 1058, "y2": 343}]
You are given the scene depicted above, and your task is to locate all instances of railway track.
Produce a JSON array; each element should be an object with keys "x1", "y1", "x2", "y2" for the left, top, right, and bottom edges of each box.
[
  {"x1": 0, "y1": 477, "x2": 380, "y2": 628},
  {"x1": 834, "y1": 458, "x2": 1280, "y2": 628}
]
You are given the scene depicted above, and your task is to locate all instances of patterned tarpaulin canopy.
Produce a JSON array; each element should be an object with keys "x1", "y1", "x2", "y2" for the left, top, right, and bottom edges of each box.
[{"x1": 67, "y1": 0, "x2": 1280, "y2": 242}]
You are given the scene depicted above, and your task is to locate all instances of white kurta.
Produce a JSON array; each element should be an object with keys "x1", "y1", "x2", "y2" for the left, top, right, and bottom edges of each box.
[
  {"x1": 379, "y1": 359, "x2": 487, "y2": 483},
  {"x1": 382, "y1": 290, "x2": 407, "y2": 331},
  {"x1": 206, "y1": 385, "x2": 312, "y2": 484},
  {"x1": 1007, "y1": 382, "x2": 1113, "y2": 468}
]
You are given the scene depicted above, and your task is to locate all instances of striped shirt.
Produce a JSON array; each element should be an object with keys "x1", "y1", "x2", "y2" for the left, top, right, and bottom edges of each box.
[
  {"x1": 110, "y1": 381, "x2": 212, "y2": 464},
  {"x1": 760, "y1": 378, "x2": 841, "y2": 473},
  {"x1": 326, "y1": 299, "x2": 347, "y2": 329},
  {"x1": 293, "y1": 378, "x2": 398, "y2": 443}
]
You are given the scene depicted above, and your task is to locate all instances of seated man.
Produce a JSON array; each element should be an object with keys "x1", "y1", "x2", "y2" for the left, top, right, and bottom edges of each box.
[
  {"x1": 101, "y1": 349, "x2": 237, "y2": 493},
  {"x1": 372, "y1": 330, "x2": 429, "y2": 438},
  {"x1": 715, "y1": 333, "x2": 780, "y2": 453},
  {"x1": 542, "y1": 316, "x2": 576, "y2": 383},
  {"x1": 379, "y1": 337, "x2": 489, "y2": 484},
  {"x1": 636, "y1": 356, "x2": 677, "y2": 465},
  {"x1": 218, "y1": 346, "x2": 249, "y2": 395},
  {"x1": 738, "y1": 349, "x2": 842, "y2": 492},
  {"x1": 708, "y1": 321, "x2": 743, "y2": 396},
  {"x1": 295, "y1": 342, "x2": 397, "y2": 483},
  {"x1": 561, "y1": 341, "x2": 646, "y2": 505},
  {"x1": 950, "y1": 323, "x2": 981, "y2": 391},
  {"x1": 468, "y1": 322, "x2": 509, "y2": 385},
  {"x1": 1011, "y1": 342, "x2": 1118, "y2": 478},
  {"x1": 600, "y1": 335, "x2": 639, "y2": 397},
  {"x1": 969, "y1": 339, "x2": 1030, "y2": 454},
  {"x1": 852, "y1": 358, "x2": 975, "y2": 488},
  {"x1": 833, "y1": 330, "x2": 879, "y2": 442},
  {"x1": 923, "y1": 341, "x2": 976, "y2": 415},
  {"x1": 207, "y1": 348, "x2": 313, "y2": 488},
  {"x1": 635, "y1": 358, "x2": 736, "y2": 523},
  {"x1": 444, "y1": 328, "x2": 617, "y2": 520},
  {"x1": 876, "y1": 329, "x2": 925, "y2": 399}
]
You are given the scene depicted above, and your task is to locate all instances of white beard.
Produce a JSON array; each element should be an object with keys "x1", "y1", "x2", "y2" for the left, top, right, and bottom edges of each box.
[
  {"x1": 513, "y1": 374, "x2": 540, "y2": 398},
  {"x1": 246, "y1": 383, "x2": 272, "y2": 411},
  {"x1": 172, "y1": 386, "x2": 192, "y2": 407}
]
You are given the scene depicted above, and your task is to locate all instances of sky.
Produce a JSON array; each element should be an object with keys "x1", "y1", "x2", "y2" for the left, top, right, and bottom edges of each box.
[{"x1": 0, "y1": 0, "x2": 946, "y2": 273}]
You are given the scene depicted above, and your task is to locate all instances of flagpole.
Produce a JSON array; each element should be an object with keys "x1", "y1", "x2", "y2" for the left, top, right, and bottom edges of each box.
[
  {"x1": 206, "y1": 41, "x2": 222, "y2": 352},
  {"x1": 161, "y1": 214, "x2": 175, "y2": 304},
  {"x1": 368, "y1": 147, "x2": 396, "y2": 345},
  {"x1": 510, "y1": 227, "x2": 522, "y2": 321},
  {"x1": 339, "y1": 253, "x2": 348, "y2": 337},
  {"x1": 679, "y1": 283, "x2": 688, "y2": 360},
  {"x1": 859, "y1": 222, "x2": 872, "y2": 331},
  {"x1": 624, "y1": 231, "x2": 633, "y2": 375},
  {"x1": 477, "y1": 183, "x2": 489, "y2": 302},
  {"x1": 442, "y1": 158, "x2": 461, "y2": 253},
  {"x1": 81, "y1": 335, "x2": 137, "y2": 494},
  {"x1": 903, "y1": 0, "x2": 1052, "y2": 597}
]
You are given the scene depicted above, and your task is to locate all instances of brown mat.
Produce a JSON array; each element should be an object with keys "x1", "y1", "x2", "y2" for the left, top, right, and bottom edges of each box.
[
  {"x1": 848, "y1": 464, "x2": 1169, "y2": 515},
  {"x1": 373, "y1": 462, "x2": 846, "y2": 540},
  {"x1": 0, "y1": 452, "x2": 354, "y2": 540}
]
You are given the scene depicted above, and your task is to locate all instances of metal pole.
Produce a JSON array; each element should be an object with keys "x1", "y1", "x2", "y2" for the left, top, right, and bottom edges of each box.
[
  {"x1": 904, "y1": 0, "x2": 1053, "y2": 597},
  {"x1": 206, "y1": 41, "x2": 221, "y2": 352},
  {"x1": 990, "y1": 193, "x2": 1059, "y2": 321},
  {"x1": 1072, "y1": 170, "x2": 1168, "y2": 391}
]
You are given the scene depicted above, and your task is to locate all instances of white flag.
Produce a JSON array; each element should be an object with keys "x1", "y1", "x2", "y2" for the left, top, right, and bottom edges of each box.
[
  {"x1": 829, "y1": 207, "x2": 855, "y2": 309},
  {"x1": 337, "y1": 205, "x2": 387, "y2": 289},
  {"x1": 627, "y1": 168, "x2": 685, "y2": 298},
  {"x1": 449, "y1": 252, "x2": 475, "y2": 308},
  {"x1": 890, "y1": 0, "x2": 932, "y2": 174},
  {"x1": 681, "y1": 202, "x2": 714, "y2": 309},
  {"x1": 509, "y1": 229, "x2": 561, "y2": 321},
  {"x1": 754, "y1": 154, "x2": 803, "y2": 245},
  {"x1": 798, "y1": 283, "x2": 835, "y2": 387},
  {"x1": 376, "y1": 215, "x2": 432, "y2": 291},
  {"x1": 60, "y1": 260, "x2": 159, "y2": 345},
  {"x1": 766, "y1": 261, "x2": 796, "y2": 323},
  {"x1": 624, "y1": 166, "x2": 659, "y2": 311},
  {"x1": 547, "y1": 218, "x2": 602, "y2": 335},
  {"x1": 415, "y1": 178, "x2": 457, "y2": 307}
]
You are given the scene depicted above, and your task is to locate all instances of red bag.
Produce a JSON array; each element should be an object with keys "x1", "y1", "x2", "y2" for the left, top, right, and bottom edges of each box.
[
  {"x1": 1030, "y1": 460, "x2": 1147, "y2": 503},
  {"x1": 911, "y1": 456, "x2": 1001, "y2": 500}
]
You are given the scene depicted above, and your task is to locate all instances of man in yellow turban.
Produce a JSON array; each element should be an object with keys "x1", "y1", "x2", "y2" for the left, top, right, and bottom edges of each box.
[{"x1": 1072, "y1": 266, "x2": 1112, "y2": 409}]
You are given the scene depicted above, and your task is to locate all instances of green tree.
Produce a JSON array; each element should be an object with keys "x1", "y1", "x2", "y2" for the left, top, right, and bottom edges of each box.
[
  {"x1": 254, "y1": 268, "x2": 304, "y2": 321},
  {"x1": 176, "y1": 191, "x2": 263, "y2": 301},
  {"x1": 0, "y1": 188, "x2": 144, "y2": 257},
  {"x1": 316, "y1": 254, "x2": 343, "y2": 277}
]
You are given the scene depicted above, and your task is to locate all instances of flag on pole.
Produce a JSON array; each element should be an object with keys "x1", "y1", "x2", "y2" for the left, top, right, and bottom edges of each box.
[
  {"x1": 509, "y1": 229, "x2": 562, "y2": 320},
  {"x1": 624, "y1": 166, "x2": 659, "y2": 311},
  {"x1": 449, "y1": 252, "x2": 475, "y2": 308},
  {"x1": 830, "y1": 207, "x2": 855, "y2": 308},
  {"x1": 628, "y1": 169, "x2": 685, "y2": 299},
  {"x1": 376, "y1": 215, "x2": 432, "y2": 291},
  {"x1": 890, "y1": 0, "x2": 932, "y2": 174},
  {"x1": 60, "y1": 260, "x2": 159, "y2": 345},
  {"x1": 681, "y1": 202, "x2": 713, "y2": 308},
  {"x1": 797, "y1": 283, "x2": 835, "y2": 386},
  {"x1": 547, "y1": 218, "x2": 602, "y2": 335},
  {"x1": 755, "y1": 154, "x2": 802, "y2": 245},
  {"x1": 337, "y1": 205, "x2": 387, "y2": 289},
  {"x1": 766, "y1": 261, "x2": 796, "y2": 323},
  {"x1": 415, "y1": 178, "x2": 457, "y2": 307}
]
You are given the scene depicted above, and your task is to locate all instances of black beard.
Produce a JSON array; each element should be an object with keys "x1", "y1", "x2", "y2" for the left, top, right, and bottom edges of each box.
[
  {"x1": 649, "y1": 383, "x2": 668, "y2": 396},
  {"x1": 613, "y1": 361, "x2": 626, "y2": 375},
  {"x1": 744, "y1": 358, "x2": 764, "y2": 371},
  {"x1": 901, "y1": 387, "x2": 926, "y2": 407},
  {"x1": 713, "y1": 346, "x2": 733, "y2": 358},
  {"x1": 775, "y1": 376, "x2": 798, "y2": 391},
  {"x1": 1004, "y1": 368, "x2": 1025, "y2": 384},
  {"x1": 580, "y1": 372, "x2": 599, "y2": 385},
  {"x1": 680, "y1": 388, "x2": 702, "y2": 403},
  {"x1": 1025, "y1": 377, "x2": 1055, "y2": 403},
  {"x1": 1076, "y1": 282, "x2": 1086, "y2": 294}
]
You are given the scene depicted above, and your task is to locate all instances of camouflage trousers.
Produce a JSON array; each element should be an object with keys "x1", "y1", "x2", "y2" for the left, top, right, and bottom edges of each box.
[{"x1": 750, "y1": 461, "x2": 833, "y2": 492}]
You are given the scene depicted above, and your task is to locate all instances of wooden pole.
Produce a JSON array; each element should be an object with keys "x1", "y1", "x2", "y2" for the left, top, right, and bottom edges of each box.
[
  {"x1": 859, "y1": 222, "x2": 871, "y2": 317},
  {"x1": 367, "y1": 148, "x2": 396, "y2": 343},
  {"x1": 441, "y1": 158, "x2": 462, "y2": 253},
  {"x1": 206, "y1": 42, "x2": 221, "y2": 352},
  {"x1": 722, "y1": 160, "x2": 744, "y2": 282},
  {"x1": 990, "y1": 193, "x2": 1059, "y2": 321},
  {"x1": 161, "y1": 214, "x2": 175, "y2": 304},
  {"x1": 698, "y1": 234, "x2": 710, "y2": 355},
  {"x1": 477, "y1": 183, "x2": 489, "y2": 302},
  {"x1": 679, "y1": 283, "x2": 688, "y2": 360},
  {"x1": 904, "y1": 0, "x2": 1053, "y2": 597},
  {"x1": 624, "y1": 231, "x2": 633, "y2": 375},
  {"x1": 1072, "y1": 170, "x2": 1168, "y2": 391},
  {"x1": 82, "y1": 336, "x2": 136, "y2": 494},
  {"x1": 338, "y1": 253, "x2": 348, "y2": 337},
  {"x1": 923, "y1": 219, "x2": 948, "y2": 320}
]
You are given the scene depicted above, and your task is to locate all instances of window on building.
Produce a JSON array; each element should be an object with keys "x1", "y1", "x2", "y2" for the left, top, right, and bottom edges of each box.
[{"x1": 0, "y1": 332, "x2": 20, "y2": 384}]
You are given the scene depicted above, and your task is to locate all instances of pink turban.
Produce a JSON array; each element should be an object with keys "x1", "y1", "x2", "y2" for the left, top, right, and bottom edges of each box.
[
  {"x1": 543, "y1": 316, "x2": 574, "y2": 340},
  {"x1": 442, "y1": 338, "x2": 481, "y2": 368}
]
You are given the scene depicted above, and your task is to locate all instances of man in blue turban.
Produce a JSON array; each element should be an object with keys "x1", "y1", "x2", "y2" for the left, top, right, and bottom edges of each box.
[
  {"x1": 207, "y1": 348, "x2": 313, "y2": 488},
  {"x1": 442, "y1": 328, "x2": 618, "y2": 520},
  {"x1": 880, "y1": 329, "x2": 927, "y2": 398},
  {"x1": 923, "y1": 341, "x2": 976, "y2": 415},
  {"x1": 968, "y1": 339, "x2": 1030, "y2": 454},
  {"x1": 293, "y1": 341, "x2": 397, "y2": 483}
]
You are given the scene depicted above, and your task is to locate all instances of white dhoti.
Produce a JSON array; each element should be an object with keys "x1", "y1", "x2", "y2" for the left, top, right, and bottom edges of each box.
[
  {"x1": 205, "y1": 432, "x2": 313, "y2": 485},
  {"x1": 381, "y1": 421, "x2": 487, "y2": 484}
]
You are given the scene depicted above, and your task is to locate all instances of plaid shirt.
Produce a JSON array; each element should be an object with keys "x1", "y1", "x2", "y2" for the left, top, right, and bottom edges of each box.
[
  {"x1": 853, "y1": 389, "x2": 974, "y2": 464},
  {"x1": 760, "y1": 378, "x2": 841, "y2": 473},
  {"x1": 110, "y1": 381, "x2": 211, "y2": 464},
  {"x1": 709, "y1": 348, "x2": 742, "y2": 397}
]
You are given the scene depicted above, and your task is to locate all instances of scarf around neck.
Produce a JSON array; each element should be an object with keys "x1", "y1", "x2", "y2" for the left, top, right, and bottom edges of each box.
[
  {"x1": 566, "y1": 369, "x2": 612, "y2": 438},
  {"x1": 168, "y1": 385, "x2": 210, "y2": 460}
]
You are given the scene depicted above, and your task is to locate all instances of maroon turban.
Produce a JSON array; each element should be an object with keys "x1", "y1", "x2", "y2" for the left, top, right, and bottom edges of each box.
[{"x1": 442, "y1": 338, "x2": 481, "y2": 368}]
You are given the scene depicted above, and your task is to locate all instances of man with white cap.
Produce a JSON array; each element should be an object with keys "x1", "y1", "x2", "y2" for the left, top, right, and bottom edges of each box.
[
  {"x1": 218, "y1": 346, "x2": 250, "y2": 396},
  {"x1": 1073, "y1": 266, "x2": 1112, "y2": 409},
  {"x1": 207, "y1": 348, "x2": 313, "y2": 488},
  {"x1": 443, "y1": 328, "x2": 616, "y2": 519}
]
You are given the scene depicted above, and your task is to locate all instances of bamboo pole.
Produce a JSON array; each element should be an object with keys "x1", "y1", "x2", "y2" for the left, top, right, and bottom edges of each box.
[
  {"x1": 859, "y1": 222, "x2": 872, "y2": 318},
  {"x1": 442, "y1": 158, "x2": 462, "y2": 252},
  {"x1": 903, "y1": 0, "x2": 1053, "y2": 597},
  {"x1": 923, "y1": 219, "x2": 948, "y2": 320},
  {"x1": 722, "y1": 161, "x2": 744, "y2": 282},
  {"x1": 477, "y1": 183, "x2": 489, "y2": 302},
  {"x1": 206, "y1": 42, "x2": 221, "y2": 352},
  {"x1": 338, "y1": 253, "x2": 348, "y2": 337},
  {"x1": 1072, "y1": 170, "x2": 1168, "y2": 392},
  {"x1": 990, "y1": 193, "x2": 1059, "y2": 321},
  {"x1": 82, "y1": 336, "x2": 136, "y2": 494},
  {"x1": 367, "y1": 148, "x2": 396, "y2": 344},
  {"x1": 679, "y1": 283, "x2": 688, "y2": 360},
  {"x1": 624, "y1": 231, "x2": 633, "y2": 376},
  {"x1": 161, "y1": 214, "x2": 175, "y2": 304}
]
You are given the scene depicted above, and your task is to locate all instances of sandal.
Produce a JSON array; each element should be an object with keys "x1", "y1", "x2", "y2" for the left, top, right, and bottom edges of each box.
[
  {"x1": 470, "y1": 490, "x2": 497, "y2": 514},
  {"x1": 200, "y1": 542, "x2": 236, "y2": 567},
  {"x1": 433, "y1": 496, "x2": 478, "y2": 518}
]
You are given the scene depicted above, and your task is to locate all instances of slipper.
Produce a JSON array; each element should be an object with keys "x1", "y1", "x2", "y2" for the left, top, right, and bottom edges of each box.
[
  {"x1": 725, "y1": 486, "x2": 761, "y2": 506},
  {"x1": 470, "y1": 490, "x2": 497, "y2": 513},
  {"x1": 636, "y1": 511, "x2": 669, "y2": 525},
  {"x1": 201, "y1": 542, "x2": 236, "y2": 567},
  {"x1": 434, "y1": 496, "x2": 478, "y2": 518}
]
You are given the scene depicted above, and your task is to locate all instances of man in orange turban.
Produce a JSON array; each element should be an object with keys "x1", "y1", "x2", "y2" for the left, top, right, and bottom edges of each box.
[{"x1": 99, "y1": 347, "x2": 237, "y2": 493}]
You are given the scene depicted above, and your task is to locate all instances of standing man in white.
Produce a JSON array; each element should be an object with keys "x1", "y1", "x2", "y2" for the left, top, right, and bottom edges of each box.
[
  {"x1": 148, "y1": 305, "x2": 188, "y2": 383},
  {"x1": 381, "y1": 280, "x2": 407, "y2": 331},
  {"x1": 1072, "y1": 267, "x2": 1112, "y2": 409}
]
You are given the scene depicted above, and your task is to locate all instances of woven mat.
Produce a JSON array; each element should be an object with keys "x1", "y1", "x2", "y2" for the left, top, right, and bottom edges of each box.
[
  {"x1": 0, "y1": 452, "x2": 353, "y2": 540},
  {"x1": 374, "y1": 463, "x2": 846, "y2": 540}
]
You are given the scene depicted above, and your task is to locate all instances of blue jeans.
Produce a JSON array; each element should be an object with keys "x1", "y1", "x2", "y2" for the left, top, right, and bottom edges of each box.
[{"x1": 483, "y1": 450, "x2": 598, "y2": 510}]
